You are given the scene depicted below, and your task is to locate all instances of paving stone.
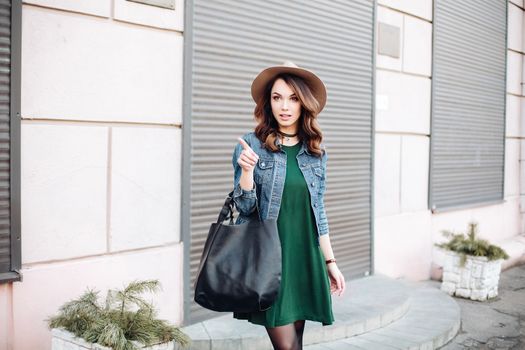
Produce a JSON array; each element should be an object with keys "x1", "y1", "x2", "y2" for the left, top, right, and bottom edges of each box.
[
  {"x1": 440, "y1": 263, "x2": 525, "y2": 350},
  {"x1": 370, "y1": 331, "x2": 421, "y2": 349},
  {"x1": 345, "y1": 337, "x2": 400, "y2": 349}
]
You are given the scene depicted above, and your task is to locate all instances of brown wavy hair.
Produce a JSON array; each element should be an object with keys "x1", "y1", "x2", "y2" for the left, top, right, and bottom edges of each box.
[{"x1": 253, "y1": 73, "x2": 325, "y2": 157}]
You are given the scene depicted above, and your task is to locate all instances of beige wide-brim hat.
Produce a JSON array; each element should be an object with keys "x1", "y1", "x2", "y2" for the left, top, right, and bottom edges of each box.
[{"x1": 251, "y1": 60, "x2": 327, "y2": 113}]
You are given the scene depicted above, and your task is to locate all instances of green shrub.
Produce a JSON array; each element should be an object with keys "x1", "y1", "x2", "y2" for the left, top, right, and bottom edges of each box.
[
  {"x1": 47, "y1": 279, "x2": 191, "y2": 350},
  {"x1": 435, "y1": 221, "x2": 509, "y2": 267}
]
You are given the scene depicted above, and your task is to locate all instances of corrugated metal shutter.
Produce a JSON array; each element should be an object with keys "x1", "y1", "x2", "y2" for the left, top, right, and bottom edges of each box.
[
  {"x1": 430, "y1": 0, "x2": 507, "y2": 211},
  {"x1": 0, "y1": 0, "x2": 12, "y2": 275},
  {"x1": 186, "y1": 0, "x2": 375, "y2": 323}
]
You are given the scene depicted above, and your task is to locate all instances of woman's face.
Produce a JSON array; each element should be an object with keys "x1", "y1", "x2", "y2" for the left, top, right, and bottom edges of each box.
[{"x1": 270, "y1": 78, "x2": 302, "y2": 132}]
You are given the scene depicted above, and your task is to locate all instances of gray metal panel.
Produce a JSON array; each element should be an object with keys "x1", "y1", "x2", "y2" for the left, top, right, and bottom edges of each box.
[
  {"x1": 0, "y1": 0, "x2": 20, "y2": 284},
  {"x1": 430, "y1": 0, "x2": 507, "y2": 212},
  {"x1": 181, "y1": 0, "x2": 194, "y2": 327},
  {"x1": 186, "y1": 0, "x2": 375, "y2": 323},
  {"x1": 9, "y1": 0, "x2": 22, "y2": 282},
  {"x1": 0, "y1": 0, "x2": 11, "y2": 274}
]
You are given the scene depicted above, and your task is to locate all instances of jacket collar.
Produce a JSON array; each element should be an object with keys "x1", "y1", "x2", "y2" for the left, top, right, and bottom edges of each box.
[{"x1": 299, "y1": 140, "x2": 312, "y2": 156}]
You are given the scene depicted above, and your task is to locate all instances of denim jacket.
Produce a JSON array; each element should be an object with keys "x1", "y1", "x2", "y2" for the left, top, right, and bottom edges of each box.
[{"x1": 231, "y1": 131, "x2": 329, "y2": 246}]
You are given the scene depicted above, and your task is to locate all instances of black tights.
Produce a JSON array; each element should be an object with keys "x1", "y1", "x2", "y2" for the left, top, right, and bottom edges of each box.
[{"x1": 265, "y1": 320, "x2": 306, "y2": 350}]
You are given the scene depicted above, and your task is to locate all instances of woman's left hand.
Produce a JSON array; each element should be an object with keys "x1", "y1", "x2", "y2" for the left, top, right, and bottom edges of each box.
[{"x1": 327, "y1": 263, "x2": 346, "y2": 296}]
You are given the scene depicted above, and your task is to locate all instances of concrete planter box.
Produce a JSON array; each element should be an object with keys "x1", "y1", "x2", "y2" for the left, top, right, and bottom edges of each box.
[
  {"x1": 51, "y1": 328, "x2": 183, "y2": 350},
  {"x1": 440, "y1": 249, "x2": 503, "y2": 301}
]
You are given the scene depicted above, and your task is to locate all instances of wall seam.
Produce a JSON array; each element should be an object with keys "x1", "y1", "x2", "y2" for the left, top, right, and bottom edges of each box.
[
  {"x1": 377, "y1": 4, "x2": 433, "y2": 23},
  {"x1": 22, "y1": 241, "x2": 183, "y2": 268},
  {"x1": 19, "y1": 119, "x2": 183, "y2": 129},
  {"x1": 106, "y1": 127, "x2": 112, "y2": 253},
  {"x1": 22, "y1": 2, "x2": 183, "y2": 34}
]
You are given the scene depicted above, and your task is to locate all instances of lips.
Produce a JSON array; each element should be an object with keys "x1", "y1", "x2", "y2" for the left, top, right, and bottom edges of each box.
[{"x1": 280, "y1": 114, "x2": 292, "y2": 120}]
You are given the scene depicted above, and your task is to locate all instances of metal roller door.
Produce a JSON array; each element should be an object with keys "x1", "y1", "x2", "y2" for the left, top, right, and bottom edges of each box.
[
  {"x1": 183, "y1": 0, "x2": 376, "y2": 323},
  {"x1": 0, "y1": 0, "x2": 21, "y2": 284},
  {"x1": 430, "y1": 0, "x2": 507, "y2": 212}
]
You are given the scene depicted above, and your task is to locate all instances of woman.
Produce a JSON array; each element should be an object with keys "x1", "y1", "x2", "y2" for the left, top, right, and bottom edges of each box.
[{"x1": 231, "y1": 61, "x2": 346, "y2": 350}]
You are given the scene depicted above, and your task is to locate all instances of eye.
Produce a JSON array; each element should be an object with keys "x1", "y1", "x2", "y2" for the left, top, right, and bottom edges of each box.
[
  {"x1": 290, "y1": 96, "x2": 299, "y2": 102},
  {"x1": 272, "y1": 95, "x2": 280, "y2": 101}
]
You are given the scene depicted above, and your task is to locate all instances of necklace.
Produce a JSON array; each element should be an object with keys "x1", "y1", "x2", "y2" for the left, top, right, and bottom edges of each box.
[{"x1": 278, "y1": 130, "x2": 298, "y2": 142}]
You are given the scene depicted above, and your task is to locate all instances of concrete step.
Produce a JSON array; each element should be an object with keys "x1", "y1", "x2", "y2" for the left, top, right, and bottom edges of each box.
[
  {"x1": 182, "y1": 274, "x2": 412, "y2": 349},
  {"x1": 304, "y1": 285, "x2": 461, "y2": 350}
]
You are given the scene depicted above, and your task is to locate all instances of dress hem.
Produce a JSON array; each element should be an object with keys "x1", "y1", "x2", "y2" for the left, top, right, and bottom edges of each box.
[{"x1": 233, "y1": 314, "x2": 335, "y2": 328}]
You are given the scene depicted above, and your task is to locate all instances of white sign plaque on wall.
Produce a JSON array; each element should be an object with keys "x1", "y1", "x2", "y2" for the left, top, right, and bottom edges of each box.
[
  {"x1": 378, "y1": 22, "x2": 400, "y2": 58},
  {"x1": 127, "y1": 0, "x2": 175, "y2": 10}
]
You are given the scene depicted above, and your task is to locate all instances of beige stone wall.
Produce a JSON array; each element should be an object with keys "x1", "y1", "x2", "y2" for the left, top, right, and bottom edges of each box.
[
  {"x1": 508, "y1": 0, "x2": 525, "y2": 235},
  {"x1": 373, "y1": 0, "x2": 524, "y2": 281},
  {"x1": 0, "y1": 1, "x2": 185, "y2": 349},
  {"x1": 374, "y1": 0, "x2": 434, "y2": 280}
]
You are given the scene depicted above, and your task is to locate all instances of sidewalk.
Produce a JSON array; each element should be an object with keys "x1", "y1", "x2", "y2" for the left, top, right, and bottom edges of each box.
[{"x1": 438, "y1": 262, "x2": 525, "y2": 349}]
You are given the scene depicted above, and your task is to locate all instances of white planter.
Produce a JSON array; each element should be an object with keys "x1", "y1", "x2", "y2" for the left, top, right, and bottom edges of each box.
[
  {"x1": 440, "y1": 249, "x2": 503, "y2": 301},
  {"x1": 51, "y1": 328, "x2": 183, "y2": 350}
]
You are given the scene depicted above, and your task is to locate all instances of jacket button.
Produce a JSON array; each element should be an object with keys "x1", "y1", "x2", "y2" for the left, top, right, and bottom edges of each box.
[
  {"x1": 314, "y1": 203, "x2": 318, "y2": 207},
  {"x1": 311, "y1": 182, "x2": 315, "y2": 187},
  {"x1": 261, "y1": 162, "x2": 265, "y2": 167},
  {"x1": 302, "y1": 163, "x2": 306, "y2": 167}
]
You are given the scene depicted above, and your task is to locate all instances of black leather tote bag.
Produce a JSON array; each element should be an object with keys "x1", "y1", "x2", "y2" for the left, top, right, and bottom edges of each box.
[{"x1": 194, "y1": 190, "x2": 281, "y2": 313}]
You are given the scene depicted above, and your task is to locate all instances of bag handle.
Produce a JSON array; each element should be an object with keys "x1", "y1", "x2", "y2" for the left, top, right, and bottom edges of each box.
[{"x1": 216, "y1": 190, "x2": 262, "y2": 224}]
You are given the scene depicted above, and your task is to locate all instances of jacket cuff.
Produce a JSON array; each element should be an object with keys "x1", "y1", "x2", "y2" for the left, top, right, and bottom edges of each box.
[
  {"x1": 233, "y1": 182, "x2": 257, "y2": 199},
  {"x1": 318, "y1": 226, "x2": 329, "y2": 236}
]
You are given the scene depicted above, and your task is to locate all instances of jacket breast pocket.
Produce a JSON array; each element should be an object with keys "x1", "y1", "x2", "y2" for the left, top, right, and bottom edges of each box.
[
  {"x1": 313, "y1": 166, "x2": 325, "y2": 181},
  {"x1": 254, "y1": 158, "x2": 274, "y2": 184}
]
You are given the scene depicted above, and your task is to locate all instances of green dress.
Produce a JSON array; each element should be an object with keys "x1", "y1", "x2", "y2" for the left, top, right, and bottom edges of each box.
[{"x1": 233, "y1": 142, "x2": 335, "y2": 327}]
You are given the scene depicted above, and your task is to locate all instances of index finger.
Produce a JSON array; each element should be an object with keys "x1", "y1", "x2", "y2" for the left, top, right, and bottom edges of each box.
[
  {"x1": 237, "y1": 137, "x2": 251, "y2": 150},
  {"x1": 237, "y1": 137, "x2": 258, "y2": 157}
]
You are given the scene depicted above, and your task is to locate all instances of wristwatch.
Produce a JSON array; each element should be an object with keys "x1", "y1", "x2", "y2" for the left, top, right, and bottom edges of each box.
[{"x1": 325, "y1": 258, "x2": 336, "y2": 265}]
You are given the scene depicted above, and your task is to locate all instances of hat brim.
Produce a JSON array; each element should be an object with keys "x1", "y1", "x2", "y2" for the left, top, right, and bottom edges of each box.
[{"x1": 251, "y1": 65, "x2": 327, "y2": 113}]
